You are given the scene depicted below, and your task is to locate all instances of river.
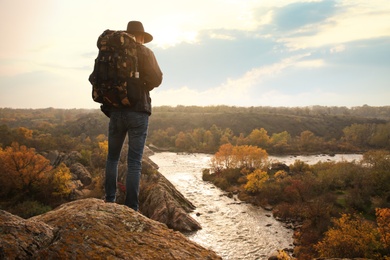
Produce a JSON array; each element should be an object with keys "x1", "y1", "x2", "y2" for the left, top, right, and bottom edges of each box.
[{"x1": 149, "y1": 152, "x2": 362, "y2": 260}]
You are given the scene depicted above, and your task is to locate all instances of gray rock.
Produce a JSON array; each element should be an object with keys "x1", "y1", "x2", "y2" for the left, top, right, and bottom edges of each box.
[{"x1": 69, "y1": 163, "x2": 92, "y2": 186}]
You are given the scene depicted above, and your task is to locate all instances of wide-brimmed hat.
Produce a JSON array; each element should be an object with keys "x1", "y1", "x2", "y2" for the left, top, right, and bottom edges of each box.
[{"x1": 126, "y1": 21, "x2": 153, "y2": 43}]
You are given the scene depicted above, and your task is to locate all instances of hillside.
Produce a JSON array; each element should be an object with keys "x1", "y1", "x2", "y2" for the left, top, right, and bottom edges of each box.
[
  {"x1": 1, "y1": 105, "x2": 388, "y2": 140},
  {"x1": 150, "y1": 108, "x2": 386, "y2": 139}
]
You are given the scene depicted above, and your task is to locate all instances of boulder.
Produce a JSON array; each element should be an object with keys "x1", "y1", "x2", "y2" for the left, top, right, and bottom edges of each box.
[
  {"x1": 139, "y1": 157, "x2": 202, "y2": 232},
  {"x1": 0, "y1": 210, "x2": 54, "y2": 258},
  {"x1": 43, "y1": 150, "x2": 82, "y2": 168},
  {"x1": 0, "y1": 198, "x2": 221, "y2": 260},
  {"x1": 69, "y1": 163, "x2": 92, "y2": 186}
]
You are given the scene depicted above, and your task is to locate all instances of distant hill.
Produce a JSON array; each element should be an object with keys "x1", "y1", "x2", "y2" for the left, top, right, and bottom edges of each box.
[
  {"x1": 149, "y1": 105, "x2": 389, "y2": 138},
  {"x1": 1, "y1": 105, "x2": 389, "y2": 140}
]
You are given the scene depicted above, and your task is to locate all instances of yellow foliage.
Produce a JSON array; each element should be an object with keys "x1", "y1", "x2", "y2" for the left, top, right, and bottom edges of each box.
[
  {"x1": 315, "y1": 213, "x2": 381, "y2": 258},
  {"x1": 96, "y1": 134, "x2": 107, "y2": 142},
  {"x1": 376, "y1": 208, "x2": 390, "y2": 249},
  {"x1": 274, "y1": 170, "x2": 288, "y2": 181},
  {"x1": 17, "y1": 127, "x2": 33, "y2": 139},
  {"x1": 247, "y1": 128, "x2": 270, "y2": 147},
  {"x1": 212, "y1": 144, "x2": 268, "y2": 171},
  {"x1": 244, "y1": 169, "x2": 269, "y2": 193},
  {"x1": 98, "y1": 141, "x2": 108, "y2": 158},
  {"x1": 49, "y1": 163, "x2": 73, "y2": 197}
]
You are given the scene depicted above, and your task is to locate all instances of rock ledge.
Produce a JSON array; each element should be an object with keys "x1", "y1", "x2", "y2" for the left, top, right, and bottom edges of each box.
[{"x1": 0, "y1": 198, "x2": 221, "y2": 260}]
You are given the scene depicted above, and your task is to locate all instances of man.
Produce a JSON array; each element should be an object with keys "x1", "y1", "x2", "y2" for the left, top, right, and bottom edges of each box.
[{"x1": 104, "y1": 21, "x2": 162, "y2": 211}]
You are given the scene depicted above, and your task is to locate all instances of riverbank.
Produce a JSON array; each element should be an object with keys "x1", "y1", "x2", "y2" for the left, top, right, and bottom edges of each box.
[
  {"x1": 150, "y1": 152, "x2": 294, "y2": 259},
  {"x1": 201, "y1": 152, "x2": 390, "y2": 259}
]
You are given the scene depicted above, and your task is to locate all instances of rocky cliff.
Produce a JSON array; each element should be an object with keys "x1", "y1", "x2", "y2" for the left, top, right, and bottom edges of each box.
[
  {"x1": 42, "y1": 148, "x2": 202, "y2": 233},
  {"x1": 0, "y1": 198, "x2": 221, "y2": 259},
  {"x1": 139, "y1": 156, "x2": 202, "y2": 232}
]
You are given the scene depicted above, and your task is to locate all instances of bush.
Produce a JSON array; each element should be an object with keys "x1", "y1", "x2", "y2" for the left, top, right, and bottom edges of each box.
[
  {"x1": 202, "y1": 169, "x2": 213, "y2": 181},
  {"x1": 10, "y1": 200, "x2": 52, "y2": 218},
  {"x1": 222, "y1": 168, "x2": 242, "y2": 185},
  {"x1": 214, "y1": 177, "x2": 230, "y2": 190},
  {"x1": 315, "y1": 213, "x2": 382, "y2": 259}
]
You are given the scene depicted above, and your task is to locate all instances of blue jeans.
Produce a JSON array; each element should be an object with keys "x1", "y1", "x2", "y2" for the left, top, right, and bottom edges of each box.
[{"x1": 105, "y1": 110, "x2": 149, "y2": 211}]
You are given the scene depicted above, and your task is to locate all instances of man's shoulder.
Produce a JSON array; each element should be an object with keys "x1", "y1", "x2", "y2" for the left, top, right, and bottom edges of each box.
[{"x1": 138, "y1": 44, "x2": 154, "y2": 55}]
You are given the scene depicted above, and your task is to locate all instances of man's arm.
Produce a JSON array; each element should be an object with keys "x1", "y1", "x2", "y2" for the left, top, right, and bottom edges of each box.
[{"x1": 139, "y1": 46, "x2": 163, "y2": 91}]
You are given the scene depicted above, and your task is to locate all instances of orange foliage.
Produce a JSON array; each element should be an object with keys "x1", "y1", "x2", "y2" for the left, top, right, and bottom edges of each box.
[
  {"x1": 17, "y1": 127, "x2": 33, "y2": 139},
  {"x1": 0, "y1": 142, "x2": 52, "y2": 197},
  {"x1": 211, "y1": 144, "x2": 268, "y2": 171},
  {"x1": 376, "y1": 208, "x2": 390, "y2": 249},
  {"x1": 315, "y1": 213, "x2": 381, "y2": 258}
]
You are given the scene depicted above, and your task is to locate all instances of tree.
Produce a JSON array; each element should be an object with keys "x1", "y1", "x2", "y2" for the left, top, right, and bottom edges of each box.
[
  {"x1": 234, "y1": 145, "x2": 268, "y2": 170},
  {"x1": 247, "y1": 128, "x2": 270, "y2": 148},
  {"x1": 297, "y1": 130, "x2": 323, "y2": 152},
  {"x1": 343, "y1": 123, "x2": 373, "y2": 147},
  {"x1": 44, "y1": 163, "x2": 73, "y2": 199},
  {"x1": 220, "y1": 128, "x2": 234, "y2": 145},
  {"x1": 362, "y1": 150, "x2": 390, "y2": 197},
  {"x1": 0, "y1": 142, "x2": 52, "y2": 198},
  {"x1": 211, "y1": 144, "x2": 268, "y2": 171},
  {"x1": 270, "y1": 131, "x2": 291, "y2": 153},
  {"x1": 315, "y1": 214, "x2": 381, "y2": 258},
  {"x1": 376, "y1": 208, "x2": 390, "y2": 251},
  {"x1": 16, "y1": 127, "x2": 33, "y2": 140},
  {"x1": 245, "y1": 169, "x2": 269, "y2": 193},
  {"x1": 211, "y1": 143, "x2": 235, "y2": 170},
  {"x1": 369, "y1": 123, "x2": 390, "y2": 149}
]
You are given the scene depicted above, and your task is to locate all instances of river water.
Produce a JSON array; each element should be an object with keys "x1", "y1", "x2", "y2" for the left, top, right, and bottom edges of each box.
[{"x1": 149, "y1": 152, "x2": 362, "y2": 260}]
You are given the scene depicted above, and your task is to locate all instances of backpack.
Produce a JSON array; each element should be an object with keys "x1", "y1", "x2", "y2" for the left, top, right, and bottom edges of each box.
[{"x1": 89, "y1": 29, "x2": 139, "y2": 107}]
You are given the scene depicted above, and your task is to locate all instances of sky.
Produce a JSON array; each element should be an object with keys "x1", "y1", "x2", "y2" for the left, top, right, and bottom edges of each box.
[{"x1": 0, "y1": 0, "x2": 389, "y2": 109}]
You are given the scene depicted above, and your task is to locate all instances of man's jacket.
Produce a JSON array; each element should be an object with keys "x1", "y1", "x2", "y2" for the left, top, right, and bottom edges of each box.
[{"x1": 106, "y1": 44, "x2": 162, "y2": 116}]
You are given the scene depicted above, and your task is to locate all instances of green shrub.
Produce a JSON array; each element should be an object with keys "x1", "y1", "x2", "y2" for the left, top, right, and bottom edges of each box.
[
  {"x1": 202, "y1": 169, "x2": 213, "y2": 181},
  {"x1": 222, "y1": 168, "x2": 242, "y2": 185},
  {"x1": 214, "y1": 177, "x2": 230, "y2": 190},
  {"x1": 10, "y1": 200, "x2": 52, "y2": 218}
]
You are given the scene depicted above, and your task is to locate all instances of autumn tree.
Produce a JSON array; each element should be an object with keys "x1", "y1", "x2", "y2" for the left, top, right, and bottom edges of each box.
[
  {"x1": 211, "y1": 143, "x2": 235, "y2": 170},
  {"x1": 0, "y1": 142, "x2": 52, "y2": 198},
  {"x1": 234, "y1": 145, "x2": 268, "y2": 170},
  {"x1": 220, "y1": 128, "x2": 234, "y2": 145},
  {"x1": 42, "y1": 163, "x2": 73, "y2": 200},
  {"x1": 269, "y1": 131, "x2": 291, "y2": 153},
  {"x1": 175, "y1": 131, "x2": 196, "y2": 151},
  {"x1": 343, "y1": 123, "x2": 374, "y2": 148},
  {"x1": 211, "y1": 144, "x2": 268, "y2": 171},
  {"x1": 244, "y1": 169, "x2": 269, "y2": 193},
  {"x1": 297, "y1": 130, "x2": 323, "y2": 153},
  {"x1": 315, "y1": 213, "x2": 381, "y2": 258},
  {"x1": 376, "y1": 208, "x2": 390, "y2": 251},
  {"x1": 16, "y1": 127, "x2": 33, "y2": 140},
  {"x1": 362, "y1": 150, "x2": 390, "y2": 198},
  {"x1": 247, "y1": 128, "x2": 270, "y2": 148}
]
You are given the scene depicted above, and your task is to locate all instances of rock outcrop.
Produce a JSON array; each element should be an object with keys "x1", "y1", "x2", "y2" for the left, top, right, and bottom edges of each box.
[
  {"x1": 42, "y1": 147, "x2": 202, "y2": 232},
  {"x1": 139, "y1": 156, "x2": 202, "y2": 232},
  {"x1": 0, "y1": 198, "x2": 221, "y2": 259},
  {"x1": 42, "y1": 150, "x2": 92, "y2": 199}
]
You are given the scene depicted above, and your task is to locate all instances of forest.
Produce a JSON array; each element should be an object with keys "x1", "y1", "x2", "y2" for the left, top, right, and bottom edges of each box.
[
  {"x1": 0, "y1": 105, "x2": 390, "y2": 259},
  {"x1": 1, "y1": 105, "x2": 389, "y2": 154}
]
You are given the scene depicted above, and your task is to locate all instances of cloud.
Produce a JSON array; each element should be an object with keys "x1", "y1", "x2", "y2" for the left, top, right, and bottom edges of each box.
[
  {"x1": 330, "y1": 45, "x2": 346, "y2": 53},
  {"x1": 272, "y1": 1, "x2": 337, "y2": 31},
  {"x1": 0, "y1": 0, "x2": 389, "y2": 109},
  {"x1": 154, "y1": 54, "x2": 311, "y2": 106},
  {"x1": 275, "y1": 1, "x2": 390, "y2": 50}
]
